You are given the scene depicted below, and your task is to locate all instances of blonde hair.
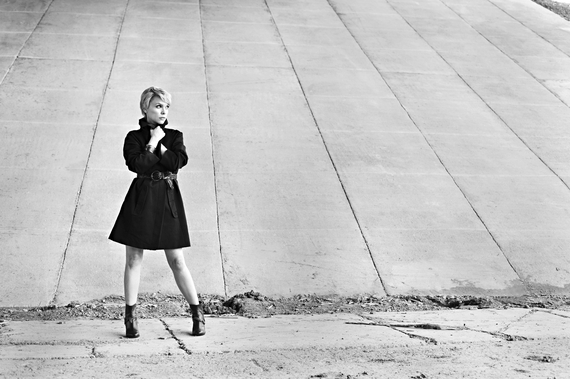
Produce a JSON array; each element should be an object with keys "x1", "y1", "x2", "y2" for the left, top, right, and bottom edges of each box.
[{"x1": 140, "y1": 87, "x2": 172, "y2": 115}]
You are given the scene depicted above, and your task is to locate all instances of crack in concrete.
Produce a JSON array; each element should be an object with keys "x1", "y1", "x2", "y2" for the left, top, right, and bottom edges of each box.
[
  {"x1": 262, "y1": 0, "x2": 388, "y2": 294},
  {"x1": 437, "y1": 0, "x2": 570, "y2": 194},
  {"x1": 198, "y1": 0, "x2": 228, "y2": 299},
  {"x1": 352, "y1": 312, "x2": 533, "y2": 344},
  {"x1": 159, "y1": 319, "x2": 193, "y2": 355},
  {"x1": 49, "y1": 0, "x2": 132, "y2": 306}
]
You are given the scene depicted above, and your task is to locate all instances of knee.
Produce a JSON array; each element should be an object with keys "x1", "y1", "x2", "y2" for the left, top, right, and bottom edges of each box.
[
  {"x1": 167, "y1": 256, "x2": 187, "y2": 273},
  {"x1": 125, "y1": 250, "x2": 143, "y2": 269}
]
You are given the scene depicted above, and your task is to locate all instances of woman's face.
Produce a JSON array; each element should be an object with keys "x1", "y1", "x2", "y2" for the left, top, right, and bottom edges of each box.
[{"x1": 145, "y1": 96, "x2": 170, "y2": 127}]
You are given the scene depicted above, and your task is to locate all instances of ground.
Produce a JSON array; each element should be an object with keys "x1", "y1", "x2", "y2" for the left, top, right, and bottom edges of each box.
[{"x1": 2, "y1": 291, "x2": 570, "y2": 322}]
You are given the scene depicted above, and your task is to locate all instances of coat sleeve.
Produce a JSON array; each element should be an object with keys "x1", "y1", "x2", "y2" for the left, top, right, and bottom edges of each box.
[
  {"x1": 160, "y1": 131, "x2": 188, "y2": 171},
  {"x1": 124, "y1": 131, "x2": 160, "y2": 174}
]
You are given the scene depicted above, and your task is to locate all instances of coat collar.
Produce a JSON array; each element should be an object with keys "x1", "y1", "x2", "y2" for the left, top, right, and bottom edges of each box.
[{"x1": 139, "y1": 117, "x2": 168, "y2": 129}]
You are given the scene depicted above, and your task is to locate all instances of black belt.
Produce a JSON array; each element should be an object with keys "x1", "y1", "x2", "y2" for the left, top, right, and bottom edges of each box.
[
  {"x1": 137, "y1": 171, "x2": 178, "y2": 218},
  {"x1": 138, "y1": 171, "x2": 177, "y2": 188}
]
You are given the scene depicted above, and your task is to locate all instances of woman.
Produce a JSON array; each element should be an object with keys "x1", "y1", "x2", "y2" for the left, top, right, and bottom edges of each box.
[{"x1": 109, "y1": 87, "x2": 205, "y2": 338}]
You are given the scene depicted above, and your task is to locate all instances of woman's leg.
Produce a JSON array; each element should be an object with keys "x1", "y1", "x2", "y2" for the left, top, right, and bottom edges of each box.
[
  {"x1": 124, "y1": 246, "x2": 144, "y2": 306},
  {"x1": 124, "y1": 246, "x2": 144, "y2": 338},
  {"x1": 164, "y1": 248, "x2": 199, "y2": 305}
]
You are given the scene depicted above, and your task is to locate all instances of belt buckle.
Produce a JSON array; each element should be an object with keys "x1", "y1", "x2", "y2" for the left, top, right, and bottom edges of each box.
[{"x1": 150, "y1": 171, "x2": 163, "y2": 181}]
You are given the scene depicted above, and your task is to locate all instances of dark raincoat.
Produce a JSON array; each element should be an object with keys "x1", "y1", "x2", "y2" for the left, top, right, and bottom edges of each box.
[{"x1": 109, "y1": 118, "x2": 191, "y2": 250}]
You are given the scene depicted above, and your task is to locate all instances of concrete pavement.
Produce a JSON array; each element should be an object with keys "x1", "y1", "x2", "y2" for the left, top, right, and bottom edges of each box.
[
  {"x1": 1, "y1": 0, "x2": 570, "y2": 307},
  {"x1": 1, "y1": 309, "x2": 569, "y2": 377}
]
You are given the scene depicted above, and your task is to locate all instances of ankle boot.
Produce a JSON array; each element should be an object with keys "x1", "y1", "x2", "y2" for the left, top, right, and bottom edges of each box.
[
  {"x1": 124, "y1": 304, "x2": 139, "y2": 338},
  {"x1": 190, "y1": 303, "x2": 206, "y2": 336}
]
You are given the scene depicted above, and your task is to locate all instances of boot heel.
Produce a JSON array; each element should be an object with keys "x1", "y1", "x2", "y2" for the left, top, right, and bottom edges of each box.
[
  {"x1": 124, "y1": 317, "x2": 139, "y2": 338},
  {"x1": 190, "y1": 303, "x2": 206, "y2": 336}
]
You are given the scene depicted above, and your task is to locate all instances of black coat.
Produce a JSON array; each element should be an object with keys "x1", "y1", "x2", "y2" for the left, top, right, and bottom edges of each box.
[{"x1": 109, "y1": 118, "x2": 191, "y2": 250}]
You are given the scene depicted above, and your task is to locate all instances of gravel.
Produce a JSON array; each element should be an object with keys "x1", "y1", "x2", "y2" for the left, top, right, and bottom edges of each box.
[{"x1": 1, "y1": 291, "x2": 570, "y2": 321}]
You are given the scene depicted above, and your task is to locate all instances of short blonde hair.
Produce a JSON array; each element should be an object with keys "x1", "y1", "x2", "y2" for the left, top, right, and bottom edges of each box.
[{"x1": 140, "y1": 87, "x2": 172, "y2": 115}]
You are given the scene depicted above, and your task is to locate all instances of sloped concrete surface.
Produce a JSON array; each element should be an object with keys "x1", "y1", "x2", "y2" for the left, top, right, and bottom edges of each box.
[{"x1": 1, "y1": 0, "x2": 570, "y2": 307}]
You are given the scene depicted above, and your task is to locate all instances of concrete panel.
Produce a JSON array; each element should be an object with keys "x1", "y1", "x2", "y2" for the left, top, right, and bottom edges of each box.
[
  {"x1": 35, "y1": 12, "x2": 122, "y2": 36},
  {"x1": 56, "y1": 229, "x2": 225, "y2": 303},
  {"x1": 349, "y1": 28, "x2": 432, "y2": 51},
  {"x1": 208, "y1": 92, "x2": 315, "y2": 129},
  {"x1": 462, "y1": 75, "x2": 562, "y2": 105},
  {"x1": 0, "y1": 167, "x2": 84, "y2": 231},
  {"x1": 0, "y1": 230, "x2": 67, "y2": 306},
  {"x1": 49, "y1": 0, "x2": 128, "y2": 15},
  {"x1": 0, "y1": 11, "x2": 42, "y2": 32},
  {"x1": 0, "y1": 0, "x2": 50, "y2": 12},
  {"x1": 204, "y1": 41, "x2": 290, "y2": 68},
  {"x1": 206, "y1": 66, "x2": 300, "y2": 94},
  {"x1": 219, "y1": 228, "x2": 384, "y2": 296},
  {"x1": 0, "y1": 87, "x2": 103, "y2": 123},
  {"x1": 202, "y1": 21, "x2": 281, "y2": 44},
  {"x1": 127, "y1": 1, "x2": 199, "y2": 20},
  {"x1": 402, "y1": 100, "x2": 511, "y2": 136},
  {"x1": 367, "y1": 48, "x2": 455, "y2": 74},
  {"x1": 0, "y1": 320, "x2": 169, "y2": 344},
  {"x1": 389, "y1": 0, "x2": 460, "y2": 20},
  {"x1": 168, "y1": 314, "x2": 413, "y2": 353},
  {"x1": 179, "y1": 170, "x2": 219, "y2": 231},
  {"x1": 439, "y1": 49, "x2": 529, "y2": 78},
  {"x1": 115, "y1": 38, "x2": 204, "y2": 65},
  {"x1": 383, "y1": 72, "x2": 481, "y2": 103},
  {"x1": 0, "y1": 121, "x2": 94, "y2": 170},
  {"x1": 322, "y1": 130, "x2": 445, "y2": 175},
  {"x1": 523, "y1": 136, "x2": 570, "y2": 176},
  {"x1": 365, "y1": 229, "x2": 524, "y2": 296},
  {"x1": 455, "y1": 175, "x2": 570, "y2": 232},
  {"x1": 512, "y1": 56, "x2": 570, "y2": 80},
  {"x1": 341, "y1": 172, "x2": 484, "y2": 230},
  {"x1": 307, "y1": 97, "x2": 416, "y2": 132},
  {"x1": 495, "y1": 230, "x2": 570, "y2": 293},
  {"x1": 201, "y1": 5, "x2": 272, "y2": 24},
  {"x1": 404, "y1": 18, "x2": 493, "y2": 53},
  {"x1": 490, "y1": 103, "x2": 570, "y2": 138},
  {"x1": 213, "y1": 127, "x2": 332, "y2": 173},
  {"x1": 98, "y1": 90, "x2": 209, "y2": 127},
  {"x1": 278, "y1": 25, "x2": 361, "y2": 47},
  {"x1": 328, "y1": 0, "x2": 397, "y2": 14},
  {"x1": 87, "y1": 124, "x2": 134, "y2": 170},
  {"x1": 271, "y1": 7, "x2": 345, "y2": 28},
  {"x1": 216, "y1": 171, "x2": 359, "y2": 231},
  {"x1": 503, "y1": 310, "x2": 570, "y2": 338},
  {"x1": 108, "y1": 62, "x2": 205, "y2": 92},
  {"x1": 73, "y1": 169, "x2": 134, "y2": 232},
  {"x1": 0, "y1": 32, "x2": 29, "y2": 56},
  {"x1": 542, "y1": 79, "x2": 570, "y2": 107},
  {"x1": 287, "y1": 44, "x2": 375, "y2": 70},
  {"x1": 338, "y1": 13, "x2": 409, "y2": 31},
  {"x1": 121, "y1": 14, "x2": 202, "y2": 41},
  {"x1": 19, "y1": 33, "x2": 117, "y2": 61},
  {"x1": 0, "y1": 56, "x2": 12, "y2": 78},
  {"x1": 425, "y1": 133, "x2": 553, "y2": 176},
  {"x1": 268, "y1": 0, "x2": 332, "y2": 11},
  {"x1": 297, "y1": 68, "x2": 394, "y2": 98},
  {"x1": 0, "y1": 345, "x2": 92, "y2": 360},
  {"x1": 472, "y1": 21, "x2": 567, "y2": 58},
  {"x1": 203, "y1": 0, "x2": 265, "y2": 7},
  {"x1": 3, "y1": 58, "x2": 112, "y2": 90}
]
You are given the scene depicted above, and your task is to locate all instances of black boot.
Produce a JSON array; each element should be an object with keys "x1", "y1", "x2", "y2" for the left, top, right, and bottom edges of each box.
[
  {"x1": 190, "y1": 303, "x2": 206, "y2": 336},
  {"x1": 124, "y1": 304, "x2": 139, "y2": 338}
]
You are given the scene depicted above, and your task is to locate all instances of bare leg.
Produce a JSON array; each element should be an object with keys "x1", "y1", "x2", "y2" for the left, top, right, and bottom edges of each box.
[
  {"x1": 124, "y1": 246, "x2": 144, "y2": 305},
  {"x1": 164, "y1": 248, "x2": 199, "y2": 305}
]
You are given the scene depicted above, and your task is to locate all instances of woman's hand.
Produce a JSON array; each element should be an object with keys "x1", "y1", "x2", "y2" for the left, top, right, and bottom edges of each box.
[{"x1": 149, "y1": 127, "x2": 165, "y2": 146}]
